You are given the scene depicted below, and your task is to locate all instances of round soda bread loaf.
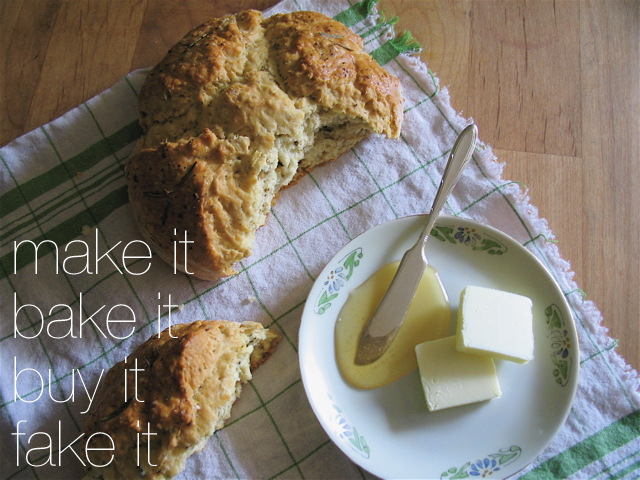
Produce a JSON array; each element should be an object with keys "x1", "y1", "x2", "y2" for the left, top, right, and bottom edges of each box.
[
  {"x1": 126, "y1": 9, "x2": 403, "y2": 280},
  {"x1": 83, "y1": 320, "x2": 280, "y2": 480}
]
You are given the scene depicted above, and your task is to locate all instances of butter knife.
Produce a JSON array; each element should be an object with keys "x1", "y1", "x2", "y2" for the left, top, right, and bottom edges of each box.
[{"x1": 354, "y1": 124, "x2": 478, "y2": 365}]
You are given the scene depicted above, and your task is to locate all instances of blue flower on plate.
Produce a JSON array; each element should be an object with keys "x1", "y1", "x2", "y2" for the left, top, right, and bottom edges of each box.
[
  {"x1": 324, "y1": 266, "x2": 346, "y2": 294},
  {"x1": 335, "y1": 414, "x2": 352, "y2": 440},
  {"x1": 454, "y1": 226, "x2": 481, "y2": 246},
  {"x1": 328, "y1": 398, "x2": 370, "y2": 458},
  {"x1": 442, "y1": 446, "x2": 521, "y2": 479},
  {"x1": 470, "y1": 458, "x2": 500, "y2": 477}
]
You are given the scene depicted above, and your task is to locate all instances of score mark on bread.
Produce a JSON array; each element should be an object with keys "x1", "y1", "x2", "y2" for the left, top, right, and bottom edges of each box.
[
  {"x1": 83, "y1": 320, "x2": 280, "y2": 479},
  {"x1": 126, "y1": 10, "x2": 404, "y2": 280}
]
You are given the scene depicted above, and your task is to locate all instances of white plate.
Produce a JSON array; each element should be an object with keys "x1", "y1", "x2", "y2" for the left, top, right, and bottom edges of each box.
[{"x1": 299, "y1": 215, "x2": 579, "y2": 479}]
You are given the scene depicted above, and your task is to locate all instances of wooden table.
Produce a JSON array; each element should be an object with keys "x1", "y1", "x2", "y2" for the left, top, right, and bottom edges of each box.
[{"x1": 1, "y1": 1, "x2": 638, "y2": 369}]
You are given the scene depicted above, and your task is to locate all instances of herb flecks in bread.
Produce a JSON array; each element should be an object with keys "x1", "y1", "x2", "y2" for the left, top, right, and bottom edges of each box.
[
  {"x1": 126, "y1": 10, "x2": 403, "y2": 280},
  {"x1": 83, "y1": 320, "x2": 280, "y2": 480}
]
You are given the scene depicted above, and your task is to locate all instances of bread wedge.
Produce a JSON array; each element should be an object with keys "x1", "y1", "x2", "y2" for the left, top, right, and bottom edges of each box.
[{"x1": 83, "y1": 320, "x2": 280, "y2": 479}]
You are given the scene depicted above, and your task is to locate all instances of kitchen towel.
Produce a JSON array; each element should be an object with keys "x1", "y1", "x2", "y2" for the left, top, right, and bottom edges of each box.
[{"x1": 1, "y1": 0, "x2": 638, "y2": 478}]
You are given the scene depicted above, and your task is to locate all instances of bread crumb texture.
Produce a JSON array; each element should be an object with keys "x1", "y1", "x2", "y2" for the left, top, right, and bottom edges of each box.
[
  {"x1": 83, "y1": 320, "x2": 280, "y2": 480},
  {"x1": 126, "y1": 10, "x2": 403, "y2": 279}
]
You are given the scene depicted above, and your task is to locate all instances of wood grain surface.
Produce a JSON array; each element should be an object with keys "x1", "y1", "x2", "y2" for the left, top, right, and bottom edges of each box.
[{"x1": 1, "y1": 0, "x2": 638, "y2": 369}]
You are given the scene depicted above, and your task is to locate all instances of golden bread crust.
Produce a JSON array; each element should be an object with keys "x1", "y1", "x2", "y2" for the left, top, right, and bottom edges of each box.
[
  {"x1": 127, "y1": 130, "x2": 259, "y2": 278},
  {"x1": 83, "y1": 320, "x2": 280, "y2": 480},
  {"x1": 264, "y1": 10, "x2": 402, "y2": 137},
  {"x1": 126, "y1": 9, "x2": 403, "y2": 280}
]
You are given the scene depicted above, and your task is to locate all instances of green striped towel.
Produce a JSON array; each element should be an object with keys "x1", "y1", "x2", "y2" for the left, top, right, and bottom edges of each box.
[{"x1": 1, "y1": 0, "x2": 638, "y2": 478}]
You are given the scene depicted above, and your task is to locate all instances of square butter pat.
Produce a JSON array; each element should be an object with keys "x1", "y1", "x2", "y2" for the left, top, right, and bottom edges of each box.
[
  {"x1": 415, "y1": 336, "x2": 501, "y2": 411},
  {"x1": 457, "y1": 285, "x2": 534, "y2": 363}
]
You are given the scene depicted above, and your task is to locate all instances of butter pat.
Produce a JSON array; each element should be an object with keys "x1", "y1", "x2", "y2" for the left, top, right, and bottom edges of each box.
[
  {"x1": 457, "y1": 285, "x2": 534, "y2": 363},
  {"x1": 415, "y1": 336, "x2": 501, "y2": 411}
]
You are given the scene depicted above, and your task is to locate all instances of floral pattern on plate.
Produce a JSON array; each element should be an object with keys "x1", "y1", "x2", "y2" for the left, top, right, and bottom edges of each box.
[
  {"x1": 315, "y1": 247, "x2": 363, "y2": 314},
  {"x1": 328, "y1": 395, "x2": 370, "y2": 458},
  {"x1": 546, "y1": 303, "x2": 573, "y2": 386},
  {"x1": 432, "y1": 224, "x2": 508, "y2": 255},
  {"x1": 441, "y1": 445, "x2": 522, "y2": 479}
]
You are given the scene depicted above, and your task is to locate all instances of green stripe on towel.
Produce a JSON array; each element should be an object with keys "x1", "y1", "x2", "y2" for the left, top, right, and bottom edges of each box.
[
  {"x1": 0, "y1": 186, "x2": 128, "y2": 279},
  {"x1": 520, "y1": 410, "x2": 640, "y2": 479},
  {"x1": 370, "y1": 31, "x2": 421, "y2": 66},
  {"x1": 0, "y1": 121, "x2": 141, "y2": 217},
  {"x1": 334, "y1": 0, "x2": 379, "y2": 27}
]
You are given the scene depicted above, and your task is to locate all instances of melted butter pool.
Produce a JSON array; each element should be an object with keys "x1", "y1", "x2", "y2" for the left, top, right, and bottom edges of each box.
[{"x1": 335, "y1": 261, "x2": 450, "y2": 389}]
